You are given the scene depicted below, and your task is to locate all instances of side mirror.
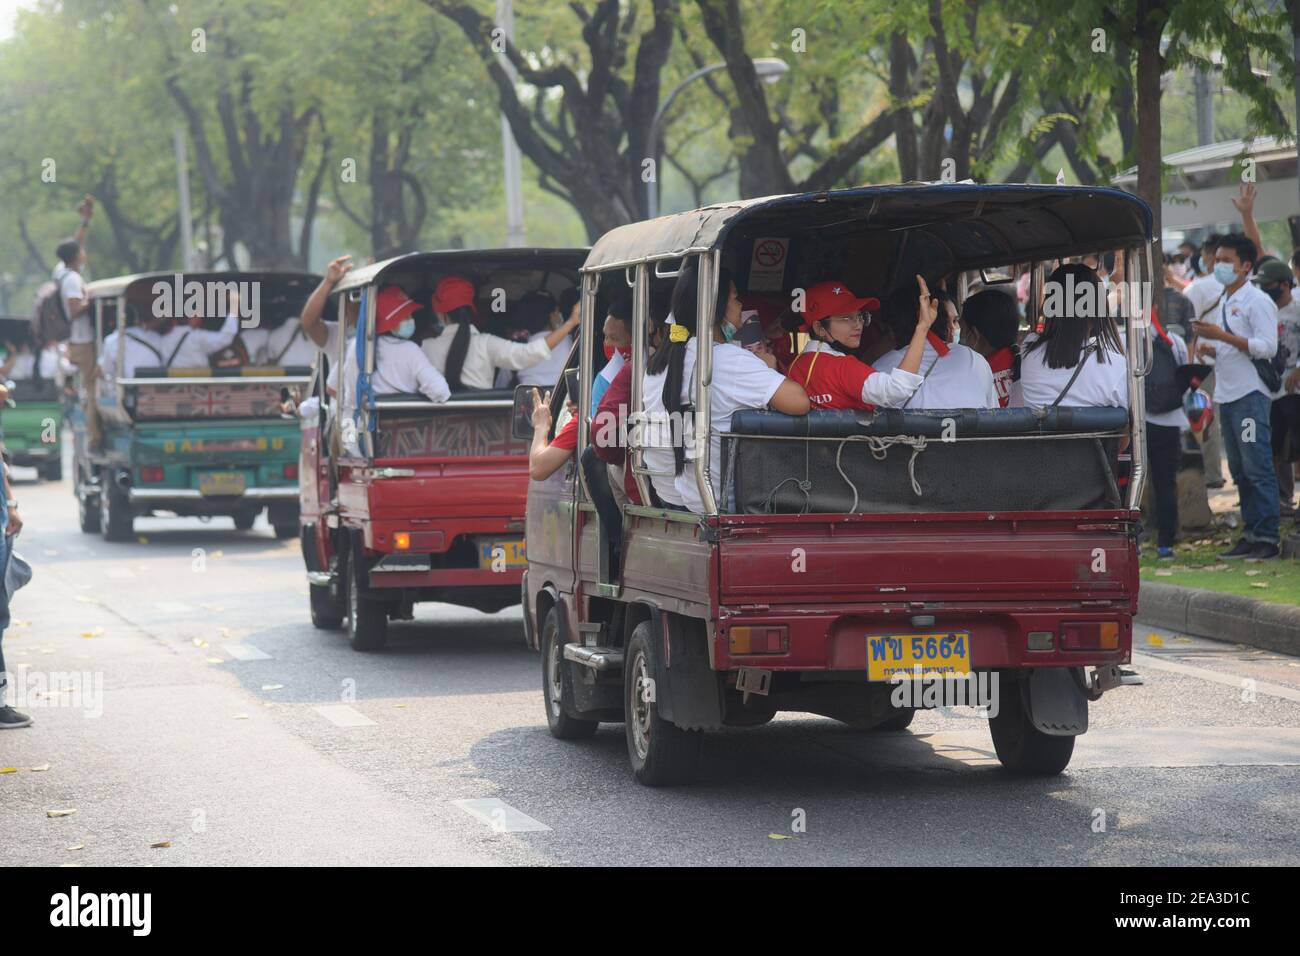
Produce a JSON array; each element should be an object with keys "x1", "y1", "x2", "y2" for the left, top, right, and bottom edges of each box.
[{"x1": 512, "y1": 384, "x2": 536, "y2": 441}]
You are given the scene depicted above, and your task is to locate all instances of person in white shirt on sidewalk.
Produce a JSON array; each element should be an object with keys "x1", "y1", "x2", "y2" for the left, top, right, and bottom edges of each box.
[
  {"x1": 1183, "y1": 233, "x2": 1227, "y2": 487},
  {"x1": 874, "y1": 278, "x2": 999, "y2": 410},
  {"x1": 423, "y1": 276, "x2": 578, "y2": 392},
  {"x1": 1191, "y1": 234, "x2": 1281, "y2": 560},
  {"x1": 1144, "y1": 315, "x2": 1191, "y2": 560}
]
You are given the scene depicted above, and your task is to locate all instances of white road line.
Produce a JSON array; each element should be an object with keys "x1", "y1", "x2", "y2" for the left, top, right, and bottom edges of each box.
[
  {"x1": 1133, "y1": 651, "x2": 1300, "y2": 704},
  {"x1": 454, "y1": 798, "x2": 552, "y2": 833},
  {"x1": 313, "y1": 704, "x2": 376, "y2": 727},
  {"x1": 224, "y1": 643, "x2": 271, "y2": 661}
]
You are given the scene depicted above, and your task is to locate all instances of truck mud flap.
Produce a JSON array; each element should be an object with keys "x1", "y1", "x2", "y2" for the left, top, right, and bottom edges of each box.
[
  {"x1": 1026, "y1": 668, "x2": 1089, "y2": 736},
  {"x1": 656, "y1": 613, "x2": 724, "y2": 732}
]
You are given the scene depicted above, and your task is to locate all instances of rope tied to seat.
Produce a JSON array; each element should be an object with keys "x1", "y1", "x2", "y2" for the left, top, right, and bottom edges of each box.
[{"x1": 855, "y1": 434, "x2": 929, "y2": 498}]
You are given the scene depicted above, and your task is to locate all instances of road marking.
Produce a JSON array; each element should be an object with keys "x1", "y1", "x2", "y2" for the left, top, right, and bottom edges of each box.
[
  {"x1": 454, "y1": 798, "x2": 551, "y2": 833},
  {"x1": 313, "y1": 704, "x2": 375, "y2": 727},
  {"x1": 1133, "y1": 651, "x2": 1300, "y2": 704},
  {"x1": 224, "y1": 643, "x2": 271, "y2": 661}
]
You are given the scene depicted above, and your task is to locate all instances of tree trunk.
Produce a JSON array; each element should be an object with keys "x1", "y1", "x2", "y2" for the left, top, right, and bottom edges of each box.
[{"x1": 1135, "y1": 2, "x2": 1169, "y2": 259}]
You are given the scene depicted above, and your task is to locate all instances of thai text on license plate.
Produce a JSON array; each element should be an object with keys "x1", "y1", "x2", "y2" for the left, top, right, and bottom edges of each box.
[
  {"x1": 198, "y1": 471, "x2": 247, "y2": 496},
  {"x1": 477, "y1": 538, "x2": 526, "y2": 569},
  {"x1": 867, "y1": 632, "x2": 972, "y2": 681}
]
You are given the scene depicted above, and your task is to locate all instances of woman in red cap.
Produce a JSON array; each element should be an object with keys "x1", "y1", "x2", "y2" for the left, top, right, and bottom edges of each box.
[
  {"x1": 338, "y1": 284, "x2": 450, "y2": 411},
  {"x1": 785, "y1": 277, "x2": 938, "y2": 411},
  {"x1": 423, "y1": 276, "x2": 579, "y2": 392}
]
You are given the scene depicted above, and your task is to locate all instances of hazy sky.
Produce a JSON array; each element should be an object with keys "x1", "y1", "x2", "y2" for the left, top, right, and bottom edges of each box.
[{"x1": 0, "y1": 0, "x2": 29, "y2": 41}]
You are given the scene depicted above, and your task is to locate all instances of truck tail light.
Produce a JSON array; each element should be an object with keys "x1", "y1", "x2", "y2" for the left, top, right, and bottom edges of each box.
[
  {"x1": 1060, "y1": 621, "x2": 1120, "y2": 650},
  {"x1": 393, "y1": 532, "x2": 411, "y2": 551},
  {"x1": 140, "y1": 466, "x2": 164, "y2": 483},
  {"x1": 728, "y1": 625, "x2": 788, "y2": 656},
  {"x1": 283, "y1": 463, "x2": 299, "y2": 480}
]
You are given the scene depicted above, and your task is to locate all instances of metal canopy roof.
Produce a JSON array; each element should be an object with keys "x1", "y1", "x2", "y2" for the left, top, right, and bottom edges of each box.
[
  {"x1": 84, "y1": 271, "x2": 320, "y2": 300},
  {"x1": 333, "y1": 248, "x2": 589, "y2": 293},
  {"x1": 1112, "y1": 136, "x2": 1294, "y2": 183},
  {"x1": 581, "y1": 184, "x2": 1153, "y2": 272}
]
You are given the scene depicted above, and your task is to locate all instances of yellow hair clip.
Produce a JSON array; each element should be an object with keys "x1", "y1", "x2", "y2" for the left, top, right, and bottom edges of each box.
[{"x1": 669, "y1": 324, "x2": 690, "y2": 343}]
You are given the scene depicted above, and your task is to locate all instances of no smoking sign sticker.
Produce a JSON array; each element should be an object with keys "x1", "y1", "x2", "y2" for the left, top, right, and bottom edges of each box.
[{"x1": 749, "y1": 236, "x2": 789, "y2": 291}]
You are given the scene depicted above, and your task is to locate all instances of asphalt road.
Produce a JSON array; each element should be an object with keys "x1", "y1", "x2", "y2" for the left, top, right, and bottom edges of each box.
[{"x1": 3, "y1": 458, "x2": 1299, "y2": 867}]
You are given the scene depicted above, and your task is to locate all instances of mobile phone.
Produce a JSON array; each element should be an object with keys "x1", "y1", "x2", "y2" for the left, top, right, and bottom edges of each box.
[{"x1": 562, "y1": 367, "x2": 580, "y2": 403}]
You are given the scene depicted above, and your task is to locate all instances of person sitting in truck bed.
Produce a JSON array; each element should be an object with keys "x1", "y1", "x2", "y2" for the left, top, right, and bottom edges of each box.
[
  {"x1": 874, "y1": 278, "x2": 999, "y2": 409},
  {"x1": 785, "y1": 278, "x2": 938, "y2": 411},
  {"x1": 152, "y1": 290, "x2": 242, "y2": 370},
  {"x1": 1014, "y1": 263, "x2": 1128, "y2": 410},
  {"x1": 648, "y1": 261, "x2": 810, "y2": 514},
  {"x1": 98, "y1": 316, "x2": 164, "y2": 380},
  {"x1": 338, "y1": 285, "x2": 451, "y2": 408},
  {"x1": 0, "y1": 339, "x2": 61, "y2": 383},
  {"x1": 423, "y1": 276, "x2": 579, "y2": 392},
  {"x1": 957, "y1": 289, "x2": 1022, "y2": 408}
]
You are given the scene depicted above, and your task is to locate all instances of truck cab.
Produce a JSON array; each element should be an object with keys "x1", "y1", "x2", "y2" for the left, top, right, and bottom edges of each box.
[
  {"x1": 298, "y1": 248, "x2": 587, "y2": 650},
  {"x1": 522, "y1": 184, "x2": 1152, "y2": 785},
  {"x1": 72, "y1": 272, "x2": 317, "y2": 541}
]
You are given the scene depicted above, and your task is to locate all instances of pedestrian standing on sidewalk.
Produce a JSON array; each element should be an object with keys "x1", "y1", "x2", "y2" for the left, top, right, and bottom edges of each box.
[
  {"x1": 1145, "y1": 315, "x2": 1190, "y2": 560},
  {"x1": 0, "y1": 451, "x2": 29, "y2": 729},
  {"x1": 1186, "y1": 233, "x2": 1227, "y2": 489},
  {"x1": 1256, "y1": 259, "x2": 1300, "y2": 519},
  {"x1": 1192, "y1": 235, "x2": 1282, "y2": 560}
]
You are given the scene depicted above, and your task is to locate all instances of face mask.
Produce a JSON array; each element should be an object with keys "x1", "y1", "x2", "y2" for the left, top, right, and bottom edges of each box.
[
  {"x1": 721, "y1": 320, "x2": 737, "y2": 343},
  {"x1": 1264, "y1": 284, "x2": 1284, "y2": 302},
  {"x1": 395, "y1": 318, "x2": 416, "y2": 339},
  {"x1": 1213, "y1": 262, "x2": 1238, "y2": 286}
]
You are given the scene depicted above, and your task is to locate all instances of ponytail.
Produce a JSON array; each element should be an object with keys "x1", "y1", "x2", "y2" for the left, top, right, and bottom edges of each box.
[{"x1": 442, "y1": 306, "x2": 475, "y2": 392}]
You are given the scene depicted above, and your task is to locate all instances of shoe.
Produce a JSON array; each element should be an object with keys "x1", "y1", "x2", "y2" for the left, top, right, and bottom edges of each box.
[
  {"x1": 1245, "y1": 542, "x2": 1280, "y2": 561},
  {"x1": 1220, "y1": 539, "x2": 1255, "y2": 559},
  {"x1": 1157, "y1": 547, "x2": 1175, "y2": 560},
  {"x1": 0, "y1": 706, "x2": 33, "y2": 729}
]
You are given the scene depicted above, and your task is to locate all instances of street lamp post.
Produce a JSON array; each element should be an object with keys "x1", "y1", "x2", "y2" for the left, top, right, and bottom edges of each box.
[{"x1": 646, "y1": 57, "x2": 789, "y2": 220}]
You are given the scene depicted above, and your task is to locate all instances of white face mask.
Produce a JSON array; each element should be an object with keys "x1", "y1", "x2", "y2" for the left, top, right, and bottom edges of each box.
[{"x1": 395, "y1": 317, "x2": 416, "y2": 339}]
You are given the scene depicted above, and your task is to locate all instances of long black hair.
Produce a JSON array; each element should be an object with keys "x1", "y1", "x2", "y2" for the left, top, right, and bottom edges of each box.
[
  {"x1": 880, "y1": 276, "x2": 950, "y2": 346},
  {"x1": 442, "y1": 305, "x2": 477, "y2": 391},
  {"x1": 1025, "y1": 263, "x2": 1123, "y2": 369},
  {"x1": 649, "y1": 259, "x2": 733, "y2": 476}
]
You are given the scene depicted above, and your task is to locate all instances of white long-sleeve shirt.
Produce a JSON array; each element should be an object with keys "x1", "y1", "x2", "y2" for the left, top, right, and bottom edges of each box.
[
  {"x1": 156, "y1": 313, "x2": 240, "y2": 369},
  {"x1": 98, "y1": 329, "x2": 164, "y2": 379},
  {"x1": 339, "y1": 335, "x2": 450, "y2": 410},
  {"x1": 874, "y1": 338, "x2": 999, "y2": 409},
  {"x1": 1208, "y1": 281, "x2": 1279, "y2": 404},
  {"x1": 422, "y1": 324, "x2": 552, "y2": 390}
]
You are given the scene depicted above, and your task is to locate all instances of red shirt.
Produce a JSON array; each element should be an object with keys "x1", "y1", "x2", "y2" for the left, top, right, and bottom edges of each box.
[
  {"x1": 986, "y1": 347, "x2": 1015, "y2": 408},
  {"x1": 552, "y1": 364, "x2": 643, "y2": 505},
  {"x1": 787, "y1": 347, "x2": 877, "y2": 411},
  {"x1": 550, "y1": 414, "x2": 578, "y2": 451}
]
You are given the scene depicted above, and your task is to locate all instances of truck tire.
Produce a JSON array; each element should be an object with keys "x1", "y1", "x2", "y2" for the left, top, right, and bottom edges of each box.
[
  {"x1": 41, "y1": 458, "x2": 63, "y2": 482},
  {"x1": 310, "y1": 582, "x2": 344, "y2": 630},
  {"x1": 99, "y1": 470, "x2": 134, "y2": 542},
  {"x1": 873, "y1": 708, "x2": 916, "y2": 731},
  {"x1": 345, "y1": 542, "x2": 388, "y2": 651},
  {"x1": 77, "y1": 486, "x2": 100, "y2": 534},
  {"x1": 233, "y1": 511, "x2": 256, "y2": 531},
  {"x1": 541, "y1": 607, "x2": 599, "y2": 740},
  {"x1": 273, "y1": 523, "x2": 297, "y2": 540},
  {"x1": 989, "y1": 678, "x2": 1076, "y2": 775},
  {"x1": 624, "y1": 621, "x2": 702, "y2": 786}
]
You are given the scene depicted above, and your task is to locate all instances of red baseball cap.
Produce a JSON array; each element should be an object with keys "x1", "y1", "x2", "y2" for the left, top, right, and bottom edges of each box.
[
  {"x1": 375, "y1": 284, "x2": 421, "y2": 334},
  {"x1": 797, "y1": 280, "x2": 880, "y2": 330},
  {"x1": 430, "y1": 276, "x2": 478, "y2": 316}
]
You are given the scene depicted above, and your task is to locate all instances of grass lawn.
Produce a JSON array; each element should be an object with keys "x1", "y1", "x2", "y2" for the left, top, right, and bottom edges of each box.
[{"x1": 1139, "y1": 534, "x2": 1300, "y2": 606}]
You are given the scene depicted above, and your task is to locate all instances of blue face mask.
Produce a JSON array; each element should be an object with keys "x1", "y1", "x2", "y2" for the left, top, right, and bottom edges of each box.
[
  {"x1": 395, "y1": 318, "x2": 416, "y2": 339},
  {"x1": 721, "y1": 320, "x2": 737, "y2": 343},
  {"x1": 1213, "y1": 262, "x2": 1238, "y2": 286}
]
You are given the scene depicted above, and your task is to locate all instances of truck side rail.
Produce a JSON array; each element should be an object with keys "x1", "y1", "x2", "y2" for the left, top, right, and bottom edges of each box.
[{"x1": 368, "y1": 391, "x2": 527, "y2": 459}]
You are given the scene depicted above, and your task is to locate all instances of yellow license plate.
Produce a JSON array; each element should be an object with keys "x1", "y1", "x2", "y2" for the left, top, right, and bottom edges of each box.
[
  {"x1": 477, "y1": 538, "x2": 527, "y2": 569},
  {"x1": 867, "y1": 632, "x2": 972, "y2": 681},
  {"x1": 198, "y1": 471, "x2": 247, "y2": 496}
]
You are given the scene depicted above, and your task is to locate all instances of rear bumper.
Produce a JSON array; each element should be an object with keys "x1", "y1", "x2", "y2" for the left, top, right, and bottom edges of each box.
[
  {"x1": 366, "y1": 566, "x2": 525, "y2": 589},
  {"x1": 129, "y1": 487, "x2": 298, "y2": 503},
  {"x1": 715, "y1": 602, "x2": 1133, "y2": 671}
]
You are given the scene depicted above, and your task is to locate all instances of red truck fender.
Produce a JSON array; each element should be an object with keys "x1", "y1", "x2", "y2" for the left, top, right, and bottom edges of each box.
[{"x1": 633, "y1": 608, "x2": 724, "y2": 732}]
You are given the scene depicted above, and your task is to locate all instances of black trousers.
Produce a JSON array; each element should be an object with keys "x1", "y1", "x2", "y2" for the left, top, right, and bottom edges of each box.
[{"x1": 1146, "y1": 423, "x2": 1182, "y2": 549}]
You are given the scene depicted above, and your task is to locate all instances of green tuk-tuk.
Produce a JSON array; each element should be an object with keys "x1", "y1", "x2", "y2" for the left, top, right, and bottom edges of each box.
[
  {"x1": 0, "y1": 316, "x2": 65, "y2": 481},
  {"x1": 72, "y1": 271, "x2": 318, "y2": 541}
]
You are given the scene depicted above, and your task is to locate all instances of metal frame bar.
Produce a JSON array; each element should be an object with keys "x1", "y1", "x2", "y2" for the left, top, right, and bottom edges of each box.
[
  {"x1": 693, "y1": 251, "x2": 718, "y2": 514},
  {"x1": 629, "y1": 263, "x2": 652, "y2": 505}
]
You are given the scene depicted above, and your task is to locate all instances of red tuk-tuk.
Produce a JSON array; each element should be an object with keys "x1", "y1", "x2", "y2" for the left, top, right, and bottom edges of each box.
[
  {"x1": 520, "y1": 184, "x2": 1149, "y2": 785},
  {"x1": 299, "y1": 249, "x2": 586, "y2": 650}
]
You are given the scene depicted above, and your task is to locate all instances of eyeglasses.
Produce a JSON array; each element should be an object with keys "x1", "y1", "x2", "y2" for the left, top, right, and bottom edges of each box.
[{"x1": 828, "y1": 312, "x2": 870, "y2": 328}]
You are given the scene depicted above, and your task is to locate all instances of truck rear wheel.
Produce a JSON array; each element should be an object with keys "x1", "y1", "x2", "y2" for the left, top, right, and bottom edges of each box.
[
  {"x1": 41, "y1": 458, "x2": 62, "y2": 482},
  {"x1": 541, "y1": 607, "x2": 599, "y2": 740},
  {"x1": 873, "y1": 708, "x2": 916, "y2": 731},
  {"x1": 77, "y1": 486, "x2": 100, "y2": 534},
  {"x1": 310, "y1": 582, "x2": 345, "y2": 630},
  {"x1": 233, "y1": 511, "x2": 256, "y2": 531},
  {"x1": 989, "y1": 678, "x2": 1076, "y2": 775},
  {"x1": 625, "y1": 621, "x2": 702, "y2": 786},
  {"x1": 99, "y1": 469, "x2": 134, "y2": 542},
  {"x1": 273, "y1": 523, "x2": 297, "y2": 540},
  {"x1": 345, "y1": 544, "x2": 388, "y2": 651}
]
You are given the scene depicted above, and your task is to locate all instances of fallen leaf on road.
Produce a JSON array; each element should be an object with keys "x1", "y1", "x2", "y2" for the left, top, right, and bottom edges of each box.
[
  {"x1": 79, "y1": 627, "x2": 104, "y2": 638},
  {"x1": 393, "y1": 703, "x2": 407, "y2": 709},
  {"x1": 12, "y1": 619, "x2": 30, "y2": 627},
  {"x1": 29, "y1": 763, "x2": 50, "y2": 772},
  {"x1": 191, "y1": 638, "x2": 208, "y2": 648},
  {"x1": 767, "y1": 833, "x2": 793, "y2": 840},
  {"x1": 232, "y1": 714, "x2": 249, "y2": 720},
  {"x1": 206, "y1": 657, "x2": 225, "y2": 664},
  {"x1": 46, "y1": 809, "x2": 77, "y2": 818},
  {"x1": 261, "y1": 683, "x2": 284, "y2": 691},
  {"x1": 1, "y1": 768, "x2": 17, "y2": 774},
  {"x1": 1146, "y1": 634, "x2": 1165, "y2": 646},
  {"x1": 149, "y1": 840, "x2": 171, "y2": 849},
  {"x1": 1174, "y1": 636, "x2": 1193, "y2": 644},
  {"x1": 65, "y1": 844, "x2": 84, "y2": 851}
]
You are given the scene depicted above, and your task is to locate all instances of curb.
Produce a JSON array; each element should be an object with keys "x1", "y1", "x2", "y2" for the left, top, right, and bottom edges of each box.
[{"x1": 1136, "y1": 581, "x2": 1300, "y2": 657}]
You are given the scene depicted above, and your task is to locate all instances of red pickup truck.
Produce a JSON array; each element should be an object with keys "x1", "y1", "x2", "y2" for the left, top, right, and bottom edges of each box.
[
  {"x1": 299, "y1": 249, "x2": 586, "y2": 650},
  {"x1": 521, "y1": 184, "x2": 1148, "y2": 784}
]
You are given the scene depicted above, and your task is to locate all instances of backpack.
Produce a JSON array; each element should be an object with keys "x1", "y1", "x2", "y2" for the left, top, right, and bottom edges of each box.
[
  {"x1": 1144, "y1": 334, "x2": 1184, "y2": 413},
  {"x1": 32, "y1": 280, "x2": 71, "y2": 343}
]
